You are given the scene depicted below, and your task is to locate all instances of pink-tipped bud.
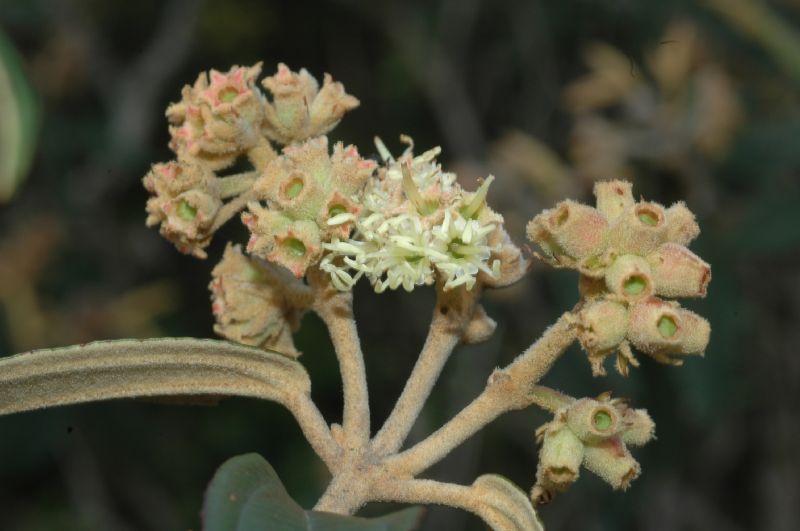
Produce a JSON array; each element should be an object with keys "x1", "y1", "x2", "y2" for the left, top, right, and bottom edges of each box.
[
  {"x1": 526, "y1": 200, "x2": 609, "y2": 263},
  {"x1": 647, "y1": 243, "x2": 711, "y2": 298},
  {"x1": 604, "y1": 254, "x2": 654, "y2": 302},
  {"x1": 577, "y1": 299, "x2": 629, "y2": 356},
  {"x1": 627, "y1": 298, "x2": 710, "y2": 360},
  {"x1": 566, "y1": 398, "x2": 623, "y2": 444},
  {"x1": 607, "y1": 201, "x2": 669, "y2": 256},
  {"x1": 665, "y1": 202, "x2": 700, "y2": 246},
  {"x1": 594, "y1": 180, "x2": 634, "y2": 221},
  {"x1": 582, "y1": 438, "x2": 641, "y2": 490}
]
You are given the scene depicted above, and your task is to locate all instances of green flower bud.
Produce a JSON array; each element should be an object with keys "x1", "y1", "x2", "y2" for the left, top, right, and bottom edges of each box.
[
  {"x1": 647, "y1": 243, "x2": 711, "y2": 298},
  {"x1": 604, "y1": 255, "x2": 654, "y2": 302},
  {"x1": 582, "y1": 439, "x2": 641, "y2": 490},
  {"x1": 627, "y1": 298, "x2": 710, "y2": 362},
  {"x1": 594, "y1": 180, "x2": 634, "y2": 221}
]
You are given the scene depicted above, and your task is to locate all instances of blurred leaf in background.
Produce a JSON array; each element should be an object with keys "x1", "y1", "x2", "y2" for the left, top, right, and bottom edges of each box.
[{"x1": 0, "y1": 26, "x2": 38, "y2": 203}]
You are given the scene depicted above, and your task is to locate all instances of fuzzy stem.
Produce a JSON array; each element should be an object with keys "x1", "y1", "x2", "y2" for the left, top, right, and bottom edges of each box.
[
  {"x1": 210, "y1": 189, "x2": 257, "y2": 233},
  {"x1": 371, "y1": 287, "x2": 476, "y2": 456},
  {"x1": 386, "y1": 313, "x2": 576, "y2": 476},
  {"x1": 215, "y1": 171, "x2": 258, "y2": 199},
  {"x1": 528, "y1": 385, "x2": 574, "y2": 413},
  {"x1": 372, "y1": 478, "x2": 475, "y2": 513},
  {"x1": 287, "y1": 393, "x2": 341, "y2": 471},
  {"x1": 310, "y1": 270, "x2": 370, "y2": 449}
]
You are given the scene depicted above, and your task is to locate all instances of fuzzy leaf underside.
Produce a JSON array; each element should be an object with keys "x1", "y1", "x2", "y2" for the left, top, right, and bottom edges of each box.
[
  {"x1": 204, "y1": 453, "x2": 424, "y2": 531},
  {"x1": 472, "y1": 474, "x2": 544, "y2": 531},
  {"x1": 0, "y1": 338, "x2": 311, "y2": 415}
]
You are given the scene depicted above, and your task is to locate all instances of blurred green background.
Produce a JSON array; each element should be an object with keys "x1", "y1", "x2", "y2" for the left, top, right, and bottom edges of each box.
[{"x1": 1, "y1": 0, "x2": 799, "y2": 529}]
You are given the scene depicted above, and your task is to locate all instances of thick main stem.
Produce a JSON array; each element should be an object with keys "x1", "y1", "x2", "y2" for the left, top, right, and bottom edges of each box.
[
  {"x1": 386, "y1": 313, "x2": 575, "y2": 476},
  {"x1": 371, "y1": 288, "x2": 475, "y2": 455},
  {"x1": 312, "y1": 282, "x2": 370, "y2": 449}
]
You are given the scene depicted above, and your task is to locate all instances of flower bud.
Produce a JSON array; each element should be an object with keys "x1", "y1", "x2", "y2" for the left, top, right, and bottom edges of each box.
[
  {"x1": 261, "y1": 64, "x2": 358, "y2": 144},
  {"x1": 267, "y1": 220, "x2": 322, "y2": 278},
  {"x1": 607, "y1": 201, "x2": 669, "y2": 256},
  {"x1": 209, "y1": 244, "x2": 304, "y2": 357},
  {"x1": 576, "y1": 299, "x2": 629, "y2": 356},
  {"x1": 537, "y1": 425, "x2": 585, "y2": 489},
  {"x1": 594, "y1": 180, "x2": 634, "y2": 221},
  {"x1": 647, "y1": 243, "x2": 711, "y2": 298},
  {"x1": 665, "y1": 202, "x2": 700, "y2": 246},
  {"x1": 604, "y1": 255, "x2": 654, "y2": 301},
  {"x1": 480, "y1": 226, "x2": 528, "y2": 288},
  {"x1": 526, "y1": 200, "x2": 609, "y2": 264},
  {"x1": 627, "y1": 298, "x2": 710, "y2": 361},
  {"x1": 566, "y1": 398, "x2": 623, "y2": 444},
  {"x1": 582, "y1": 438, "x2": 641, "y2": 490},
  {"x1": 620, "y1": 407, "x2": 655, "y2": 447}
]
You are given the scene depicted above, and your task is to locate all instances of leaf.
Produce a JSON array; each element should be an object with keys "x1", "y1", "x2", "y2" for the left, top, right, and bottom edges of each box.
[
  {"x1": 0, "y1": 338, "x2": 311, "y2": 415},
  {"x1": 204, "y1": 453, "x2": 424, "y2": 531},
  {"x1": 471, "y1": 474, "x2": 543, "y2": 531},
  {"x1": 0, "y1": 28, "x2": 38, "y2": 203}
]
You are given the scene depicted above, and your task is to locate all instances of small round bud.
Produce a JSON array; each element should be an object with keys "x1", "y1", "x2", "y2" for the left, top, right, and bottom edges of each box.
[
  {"x1": 604, "y1": 254, "x2": 654, "y2": 301},
  {"x1": 594, "y1": 180, "x2": 634, "y2": 221},
  {"x1": 627, "y1": 298, "x2": 710, "y2": 360},
  {"x1": 461, "y1": 304, "x2": 497, "y2": 344},
  {"x1": 647, "y1": 243, "x2": 711, "y2": 298},
  {"x1": 582, "y1": 439, "x2": 641, "y2": 490},
  {"x1": 576, "y1": 299, "x2": 629, "y2": 356}
]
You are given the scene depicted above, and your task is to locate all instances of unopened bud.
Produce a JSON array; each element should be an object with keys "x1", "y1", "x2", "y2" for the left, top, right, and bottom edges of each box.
[
  {"x1": 537, "y1": 426, "x2": 585, "y2": 489},
  {"x1": 594, "y1": 180, "x2": 634, "y2": 221},
  {"x1": 462, "y1": 304, "x2": 497, "y2": 344},
  {"x1": 647, "y1": 243, "x2": 711, "y2": 298},
  {"x1": 582, "y1": 439, "x2": 641, "y2": 490},
  {"x1": 566, "y1": 398, "x2": 623, "y2": 444},
  {"x1": 665, "y1": 202, "x2": 700, "y2": 246},
  {"x1": 607, "y1": 202, "x2": 669, "y2": 256},
  {"x1": 620, "y1": 407, "x2": 655, "y2": 447},
  {"x1": 526, "y1": 200, "x2": 609, "y2": 263},
  {"x1": 604, "y1": 255, "x2": 654, "y2": 301},
  {"x1": 627, "y1": 298, "x2": 710, "y2": 360},
  {"x1": 576, "y1": 299, "x2": 629, "y2": 355}
]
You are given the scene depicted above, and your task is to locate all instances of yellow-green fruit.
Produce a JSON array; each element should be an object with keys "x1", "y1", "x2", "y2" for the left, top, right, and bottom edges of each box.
[
  {"x1": 566, "y1": 398, "x2": 623, "y2": 444},
  {"x1": 538, "y1": 426, "x2": 585, "y2": 488},
  {"x1": 594, "y1": 180, "x2": 634, "y2": 221},
  {"x1": 627, "y1": 298, "x2": 710, "y2": 358},
  {"x1": 577, "y1": 299, "x2": 629, "y2": 355},
  {"x1": 582, "y1": 440, "x2": 640, "y2": 490}
]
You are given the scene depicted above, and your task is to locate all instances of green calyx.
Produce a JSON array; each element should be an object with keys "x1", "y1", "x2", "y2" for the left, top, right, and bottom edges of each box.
[
  {"x1": 177, "y1": 200, "x2": 198, "y2": 221},
  {"x1": 328, "y1": 204, "x2": 347, "y2": 217},
  {"x1": 623, "y1": 275, "x2": 646, "y2": 295},
  {"x1": 284, "y1": 238, "x2": 306, "y2": 257},
  {"x1": 657, "y1": 315, "x2": 678, "y2": 338}
]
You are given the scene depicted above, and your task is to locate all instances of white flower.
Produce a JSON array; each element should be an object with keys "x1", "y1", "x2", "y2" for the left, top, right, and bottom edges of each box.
[{"x1": 431, "y1": 209, "x2": 501, "y2": 290}]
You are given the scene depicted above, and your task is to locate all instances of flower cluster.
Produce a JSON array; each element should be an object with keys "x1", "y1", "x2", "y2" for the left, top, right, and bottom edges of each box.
[
  {"x1": 143, "y1": 63, "x2": 360, "y2": 260},
  {"x1": 143, "y1": 160, "x2": 221, "y2": 258},
  {"x1": 527, "y1": 180, "x2": 711, "y2": 375},
  {"x1": 320, "y1": 138, "x2": 505, "y2": 292},
  {"x1": 209, "y1": 244, "x2": 312, "y2": 357},
  {"x1": 532, "y1": 394, "x2": 655, "y2": 505},
  {"x1": 242, "y1": 137, "x2": 376, "y2": 278}
]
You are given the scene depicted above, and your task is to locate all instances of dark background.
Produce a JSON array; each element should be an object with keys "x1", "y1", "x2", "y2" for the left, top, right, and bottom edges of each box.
[{"x1": 1, "y1": 0, "x2": 799, "y2": 529}]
